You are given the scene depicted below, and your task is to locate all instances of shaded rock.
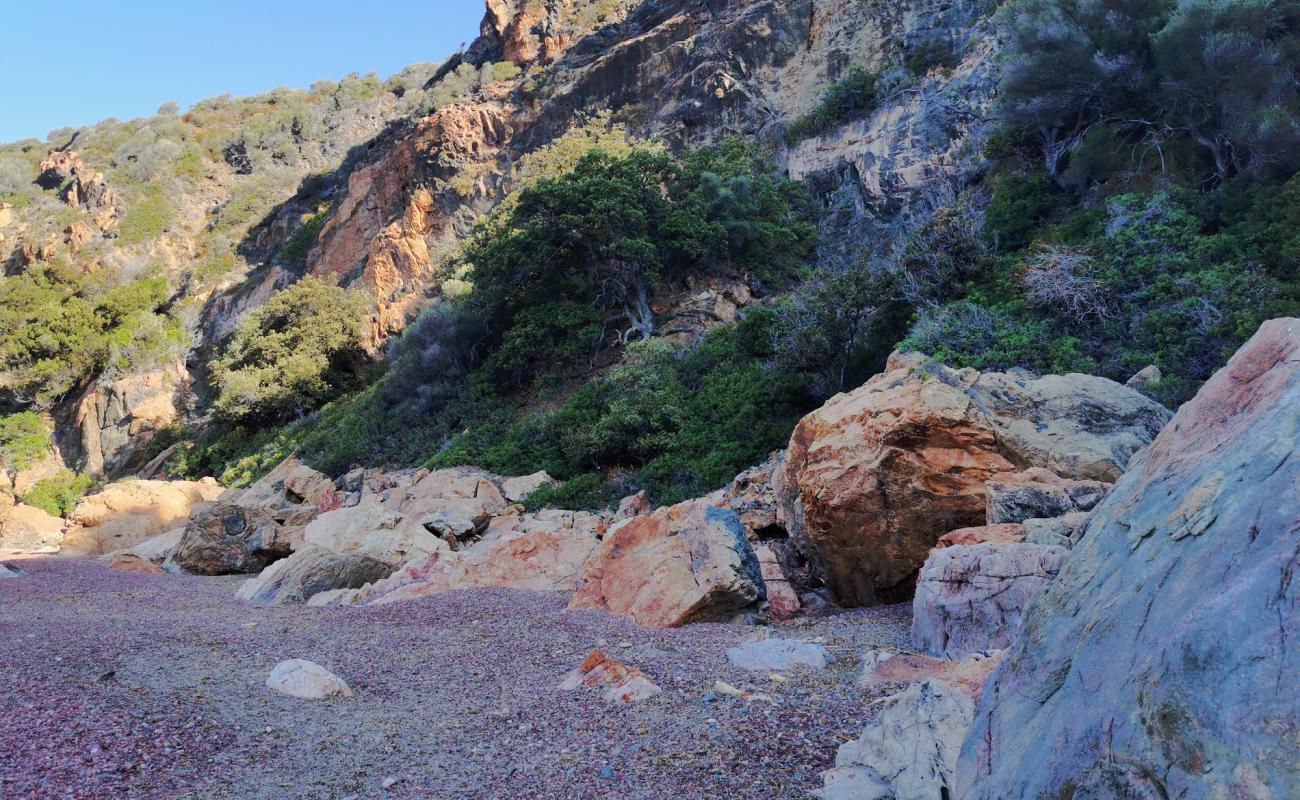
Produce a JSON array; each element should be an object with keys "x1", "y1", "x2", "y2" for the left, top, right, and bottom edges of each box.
[
  {"x1": 63, "y1": 479, "x2": 224, "y2": 556},
  {"x1": 236, "y1": 546, "x2": 394, "y2": 606},
  {"x1": 168, "y1": 504, "x2": 290, "y2": 575},
  {"x1": 568, "y1": 500, "x2": 764, "y2": 627},
  {"x1": 985, "y1": 467, "x2": 1110, "y2": 525},
  {"x1": 859, "y1": 649, "x2": 1003, "y2": 703},
  {"x1": 499, "y1": 471, "x2": 556, "y2": 502},
  {"x1": 265, "y1": 659, "x2": 353, "y2": 700},
  {"x1": 935, "y1": 523, "x2": 1025, "y2": 549},
  {"x1": 726, "y1": 638, "x2": 830, "y2": 672},
  {"x1": 233, "y1": 457, "x2": 336, "y2": 515},
  {"x1": 753, "y1": 542, "x2": 801, "y2": 621},
  {"x1": 70, "y1": 362, "x2": 186, "y2": 478},
  {"x1": 816, "y1": 679, "x2": 973, "y2": 800},
  {"x1": 777, "y1": 355, "x2": 1167, "y2": 606},
  {"x1": 419, "y1": 504, "x2": 490, "y2": 546},
  {"x1": 616, "y1": 490, "x2": 651, "y2": 518},
  {"x1": 0, "y1": 503, "x2": 65, "y2": 553},
  {"x1": 959, "y1": 319, "x2": 1300, "y2": 799},
  {"x1": 719, "y1": 452, "x2": 785, "y2": 534},
  {"x1": 1125, "y1": 363, "x2": 1162, "y2": 392},
  {"x1": 912, "y1": 542, "x2": 1067, "y2": 660},
  {"x1": 103, "y1": 527, "x2": 184, "y2": 565},
  {"x1": 0, "y1": 562, "x2": 22, "y2": 579},
  {"x1": 559, "y1": 651, "x2": 660, "y2": 704}
]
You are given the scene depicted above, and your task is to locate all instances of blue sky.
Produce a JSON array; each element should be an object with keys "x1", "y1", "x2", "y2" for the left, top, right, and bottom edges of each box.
[{"x1": 0, "y1": 1, "x2": 484, "y2": 142}]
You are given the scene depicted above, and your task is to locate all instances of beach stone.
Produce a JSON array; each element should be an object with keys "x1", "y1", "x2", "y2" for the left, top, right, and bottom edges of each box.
[
  {"x1": 568, "y1": 499, "x2": 764, "y2": 628},
  {"x1": 265, "y1": 659, "x2": 353, "y2": 700},
  {"x1": 912, "y1": 542, "x2": 1067, "y2": 659},
  {"x1": 817, "y1": 679, "x2": 973, "y2": 800},
  {"x1": 108, "y1": 553, "x2": 165, "y2": 574},
  {"x1": 168, "y1": 504, "x2": 291, "y2": 575},
  {"x1": 419, "y1": 503, "x2": 490, "y2": 544},
  {"x1": 959, "y1": 318, "x2": 1300, "y2": 799},
  {"x1": 559, "y1": 651, "x2": 660, "y2": 704},
  {"x1": 236, "y1": 546, "x2": 394, "y2": 605},
  {"x1": 0, "y1": 562, "x2": 22, "y2": 579},
  {"x1": 777, "y1": 354, "x2": 1166, "y2": 606},
  {"x1": 726, "y1": 638, "x2": 830, "y2": 672}
]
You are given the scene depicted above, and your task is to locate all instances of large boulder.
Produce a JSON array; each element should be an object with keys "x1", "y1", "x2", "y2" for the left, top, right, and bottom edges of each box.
[
  {"x1": 232, "y1": 456, "x2": 337, "y2": 515},
  {"x1": 70, "y1": 362, "x2": 186, "y2": 478},
  {"x1": 301, "y1": 505, "x2": 444, "y2": 567},
  {"x1": 568, "y1": 500, "x2": 764, "y2": 627},
  {"x1": 236, "y1": 546, "x2": 394, "y2": 605},
  {"x1": 777, "y1": 354, "x2": 1168, "y2": 606},
  {"x1": 958, "y1": 319, "x2": 1300, "y2": 799},
  {"x1": 499, "y1": 470, "x2": 556, "y2": 503},
  {"x1": 0, "y1": 502, "x2": 65, "y2": 553},
  {"x1": 168, "y1": 504, "x2": 291, "y2": 575},
  {"x1": 816, "y1": 679, "x2": 974, "y2": 800},
  {"x1": 911, "y1": 542, "x2": 1068, "y2": 659},
  {"x1": 62, "y1": 479, "x2": 224, "y2": 555}
]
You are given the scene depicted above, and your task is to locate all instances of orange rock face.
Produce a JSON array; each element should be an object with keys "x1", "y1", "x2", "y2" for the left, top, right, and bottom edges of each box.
[
  {"x1": 568, "y1": 499, "x2": 764, "y2": 628},
  {"x1": 778, "y1": 373, "x2": 1018, "y2": 607},
  {"x1": 936, "y1": 523, "x2": 1026, "y2": 549},
  {"x1": 558, "y1": 650, "x2": 661, "y2": 703}
]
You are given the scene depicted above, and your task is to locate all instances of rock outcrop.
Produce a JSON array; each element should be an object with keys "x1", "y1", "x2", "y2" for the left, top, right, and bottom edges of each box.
[
  {"x1": 0, "y1": 503, "x2": 65, "y2": 553},
  {"x1": 569, "y1": 499, "x2": 765, "y2": 627},
  {"x1": 985, "y1": 468, "x2": 1110, "y2": 525},
  {"x1": 958, "y1": 319, "x2": 1300, "y2": 799},
  {"x1": 911, "y1": 542, "x2": 1068, "y2": 660},
  {"x1": 559, "y1": 650, "x2": 661, "y2": 704},
  {"x1": 168, "y1": 504, "x2": 292, "y2": 575},
  {"x1": 69, "y1": 362, "x2": 188, "y2": 478},
  {"x1": 62, "y1": 479, "x2": 224, "y2": 555},
  {"x1": 777, "y1": 355, "x2": 1168, "y2": 606},
  {"x1": 816, "y1": 679, "x2": 973, "y2": 800},
  {"x1": 235, "y1": 546, "x2": 394, "y2": 605}
]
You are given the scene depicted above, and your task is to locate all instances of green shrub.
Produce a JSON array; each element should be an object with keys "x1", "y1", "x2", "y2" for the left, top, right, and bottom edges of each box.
[
  {"x1": 0, "y1": 412, "x2": 50, "y2": 471},
  {"x1": 278, "y1": 209, "x2": 329, "y2": 267},
  {"x1": 984, "y1": 173, "x2": 1060, "y2": 251},
  {"x1": 906, "y1": 36, "x2": 958, "y2": 76},
  {"x1": 211, "y1": 277, "x2": 371, "y2": 425},
  {"x1": 489, "y1": 61, "x2": 522, "y2": 82},
  {"x1": 787, "y1": 65, "x2": 881, "y2": 143},
  {"x1": 23, "y1": 470, "x2": 96, "y2": 518},
  {"x1": 118, "y1": 191, "x2": 175, "y2": 244},
  {"x1": 522, "y1": 473, "x2": 620, "y2": 511}
]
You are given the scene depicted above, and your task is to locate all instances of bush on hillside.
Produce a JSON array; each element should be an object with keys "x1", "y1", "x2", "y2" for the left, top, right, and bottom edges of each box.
[
  {"x1": 23, "y1": 470, "x2": 95, "y2": 518},
  {"x1": 0, "y1": 412, "x2": 50, "y2": 471},
  {"x1": 211, "y1": 278, "x2": 371, "y2": 425},
  {"x1": 786, "y1": 65, "x2": 882, "y2": 143}
]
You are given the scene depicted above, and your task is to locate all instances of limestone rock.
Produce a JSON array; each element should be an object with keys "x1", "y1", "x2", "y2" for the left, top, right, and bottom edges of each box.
[
  {"x1": 816, "y1": 679, "x2": 973, "y2": 800},
  {"x1": 911, "y1": 542, "x2": 1067, "y2": 660},
  {"x1": 236, "y1": 546, "x2": 394, "y2": 606},
  {"x1": 63, "y1": 479, "x2": 224, "y2": 556},
  {"x1": 559, "y1": 651, "x2": 661, "y2": 704},
  {"x1": 265, "y1": 659, "x2": 353, "y2": 700},
  {"x1": 959, "y1": 319, "x2": 1300, "y2": 799},
  {"x1": 726, "y1": 638, "x2": 831, "y2": 672},
  {"x1": 0, "y1": 503, "x2": 65, "y2": 553},
  {"x1": 499, "y1": 471, "x2": 556, "y2": 502},
  {"x1": 568, "y1": 500, "x2": 764, "y2": 628},
  {"x1": 168, "y1": 504, "x2": 291, "y2": 575},
  {"x1": 777, "y1": 356, "x2": 1166, "y2": 606},
  {"x1": 985, "y1": 468, "x2": 1110, "y2": 525}
]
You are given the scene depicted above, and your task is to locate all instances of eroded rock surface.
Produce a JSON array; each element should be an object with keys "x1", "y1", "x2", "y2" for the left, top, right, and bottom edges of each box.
[
  {"x1": 959, "y1": 318, "x2": 1300, "y2": 799},
  {"x1": 236, "y1": 546, "x2": 394, "y2": 606},
  {"x1": 63, "y1": 479, "x2": 224, "y2": 556},
  {"x1": 169, "y1": 504, "x2": 291, "y2": 575}
]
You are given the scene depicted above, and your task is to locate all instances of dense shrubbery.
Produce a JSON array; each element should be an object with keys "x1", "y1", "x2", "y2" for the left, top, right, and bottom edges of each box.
[
  {"x1": 211, "y1": 278, "x2": 371, "y2": 425},
  {"x1": 786, "y1": 65, "x2": 882, "y2": 143},
  {"x1": 0, "y1": 412, "x2": 49, "y2": 472},
  {"x1": 22, "y1": 470, "x2": 96, "y2": 517}
]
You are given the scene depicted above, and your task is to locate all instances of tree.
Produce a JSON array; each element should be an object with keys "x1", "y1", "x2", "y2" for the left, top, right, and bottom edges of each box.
[{"x1": 211, "y1": 278, "x2": 370, "y2": 424}]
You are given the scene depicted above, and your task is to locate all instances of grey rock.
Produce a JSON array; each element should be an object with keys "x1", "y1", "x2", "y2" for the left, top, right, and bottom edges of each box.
[
  {"x1": 168, "y1": 504, "x2": 291, "y2": 575},
  {"x1": 986, "y1": 468, "x2": 1111, "y2": 525},
  {"x1": 726, "y1": 638, "x2": 831, "y2": 672},
  {"x1": 816, "y1": 679, "x2": 973, "y2": 800},
  {"x1": 1022, "y1": 511, "x2": 1091, "y2": 549},
  {"x1": 236, "y1": 546, "x2": 394, "y2": 605},
  {"x1": 958, "y1": 318, "x2": 1300, "y2": 799},
  {"x1": 912, "y1": 542, "x2": 1068, "y2": 660}
]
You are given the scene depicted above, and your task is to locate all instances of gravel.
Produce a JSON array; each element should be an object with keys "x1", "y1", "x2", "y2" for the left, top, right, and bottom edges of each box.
[{"x1": 0, "y1": 557, "x2": 912, "y2": 799}]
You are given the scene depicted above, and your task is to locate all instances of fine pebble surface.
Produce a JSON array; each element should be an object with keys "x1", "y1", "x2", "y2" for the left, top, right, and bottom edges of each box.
[{"x1": 0, "y1": 557, "x2": 911, "y2": 800}]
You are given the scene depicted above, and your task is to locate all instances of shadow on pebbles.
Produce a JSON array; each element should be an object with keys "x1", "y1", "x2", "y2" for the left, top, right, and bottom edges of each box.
[{"x1": 0, "y1": 558, "x2": 911, "y2": 799}]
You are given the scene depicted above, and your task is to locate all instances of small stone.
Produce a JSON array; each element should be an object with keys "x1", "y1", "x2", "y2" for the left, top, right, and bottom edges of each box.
[
  {"x1": 726, "y1": 638, "x2": 831, "y2": 672},
  {"x1": 265, "y1": 659, "x2": 353, "y2": 700}
]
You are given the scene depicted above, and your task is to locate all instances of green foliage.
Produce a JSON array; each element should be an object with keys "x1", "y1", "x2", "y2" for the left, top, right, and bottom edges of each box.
[
  {"x1": 522, "y1": 473, "x2": 619, "y2": 512},
  {"x1": 118, "y1": 191, "x2": 175, "y2": 244},
  {"x1": 278, "y1": 209, "x2": 328, "y2": 267},
  {"x1": 906, "y1": 36, "x2": 959, "y2": 76},
  {"x1": 489, "y1": 61, "x2": 522, "y2": 82},
  {"x1": 23, "y1": 470, "x2": 95, "y2": 518},
  {"x1": 0, "y1": 412, "x2": 49, "y2": 471},
  {"x1": 984, "y1": 173, "x2": 1060, "y2": 251},
  {"x1": 211, "y1": 278, "x2": 370, "y2": 425},
  {"x1": 787, "y1": 65, "x2": 882, "y2": 143}
]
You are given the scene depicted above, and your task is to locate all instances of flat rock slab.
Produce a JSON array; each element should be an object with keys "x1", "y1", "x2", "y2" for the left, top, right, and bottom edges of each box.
[
  {"x1": 265, "y1": 659, "x2": 354, "y2": 700},
  {"x1": 726, "y1": 638, "x2": 831, "y2": 672}
]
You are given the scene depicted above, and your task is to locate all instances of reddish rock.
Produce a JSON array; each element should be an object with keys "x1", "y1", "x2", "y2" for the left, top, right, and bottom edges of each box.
[
  {"x1": 558, "y1": 651, "x2": 661, "y2": 704},
  {"x1": 108, "y1": 553, "x2": 165, "y2": 574},
  {"x1": 860, "y1": 649, "x2": 1004, "y2": 702},
  {"x1": 568, "y1": 499, "x2": 764, "y2": 628},
  {"x1": 754, "y1": 543, "x2": 801, "y2": 621},
  {"x1": 63, "y1": 479, "x2": 224, "y2": 556},
  {"x1": 936, "y1": 523, "x2": 1025, "y2": 549},
  {"x1": 777, "y1": 356, "x2": 1167, "y2": 606}
]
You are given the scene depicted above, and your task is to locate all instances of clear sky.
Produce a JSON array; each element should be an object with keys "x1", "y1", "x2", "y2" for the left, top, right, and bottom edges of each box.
[{"x1": 0, "y1": 1, "x2": 485, "y2": 143}]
